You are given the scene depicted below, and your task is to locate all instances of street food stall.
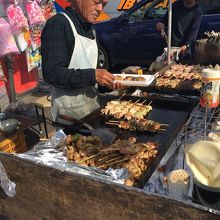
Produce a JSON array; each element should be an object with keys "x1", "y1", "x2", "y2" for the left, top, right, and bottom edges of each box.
[
  {"x1": 0, "y1": 0, "x2": 220, "y2": 219},
  {"x1": 0, "y1": 62, "x2": 220, "y2": 218}
]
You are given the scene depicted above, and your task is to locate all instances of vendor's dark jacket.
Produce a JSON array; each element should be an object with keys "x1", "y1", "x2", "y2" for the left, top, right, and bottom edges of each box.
[
  {"x1": 162, "y1": 0, "x2": 203, "y2": 47},
  {"x1": 41, "y1": 7, "x2": 97, "y2": 90}
]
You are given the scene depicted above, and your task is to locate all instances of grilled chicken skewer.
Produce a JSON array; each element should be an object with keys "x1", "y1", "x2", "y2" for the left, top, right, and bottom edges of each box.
[
  {"x1": 101, "y1": 100, "x2": 153, "y2": 120},
  {"x1": 106, "y1": 118, "x2": 168, "y2": 132},
  {"x1": 66, "y1": 134, "x2": 159, "y2": 186}
]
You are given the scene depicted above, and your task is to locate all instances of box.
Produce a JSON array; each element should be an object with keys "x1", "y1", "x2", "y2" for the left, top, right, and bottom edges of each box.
[{"x1": 0, "y1": 132, "x2": 27, "y2": 153}]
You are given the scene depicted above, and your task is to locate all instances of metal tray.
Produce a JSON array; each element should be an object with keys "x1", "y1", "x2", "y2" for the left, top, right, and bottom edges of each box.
[
  {"x1": 64, "y1": 95, "x2": 194, "y2": 188},
  {"x1": 142, "y1": 63, "x2": 201, "y2": 96}
]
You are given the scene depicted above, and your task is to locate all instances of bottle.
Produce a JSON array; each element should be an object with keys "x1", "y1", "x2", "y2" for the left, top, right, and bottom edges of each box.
[{"x1": 200, "y1": 67, "x2": 220, "y2": 108}]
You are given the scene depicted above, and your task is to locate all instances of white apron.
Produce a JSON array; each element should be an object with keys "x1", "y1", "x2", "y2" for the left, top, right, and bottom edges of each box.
[{"x1": 51, "y1": 12, "x2": 100, "y2": 121}]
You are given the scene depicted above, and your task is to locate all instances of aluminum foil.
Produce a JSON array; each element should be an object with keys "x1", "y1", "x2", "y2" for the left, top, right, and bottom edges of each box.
[
  {"x1": 144, "y1": 133, "x2": 185, "y2": 196},
  {"x1": 0, "y1": 161, "x2": 16, "y2": 197},
  {"x1": 17, "y1": 130, "x2": 129, "y2": 184},
  {"x1": 144, "y1": 105, "x2": 215, "y2": 201}
]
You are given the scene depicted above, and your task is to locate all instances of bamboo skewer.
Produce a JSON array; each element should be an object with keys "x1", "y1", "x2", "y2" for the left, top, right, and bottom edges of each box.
[
  {"x1": 108, "y1": 120, "x2": 120, "y2": 123},
  {"x1": 147, "y1": 101, "x2": 153, "y2": 106},
  {"x1": 97, "y1": 157, "x2": 130, "y2": 169},
  {"x1": 119, "y1": 93, "x2": 126, "y2": 100},
  {"x1": 100, "y1": 148, "x2": 120, "y2": 152},
  {"x1": 108, "y1": 120, "x2": 169, "y2": 127},
  {"x1": 78, "y1": 152, "x2": 101, "y2": 163},
  {"x1": 141, "y1": 100, "x2": 147, "y2": 104},
  {"x1": 106, "y1": 122, "x2": 118, "y2": 126},
  {"x1": 102, "y1": 99, "x2": 153, "y2": 119},
  {"x1": 104, "y1": 155, "x2": 123, "y2": 164},
  {"x1": 160, "y1": 124, "x2": 170, "y2": 126},
  {"x1": 157, "y1": 128, "x2": 167, "y2": 131},
  {"x1": 106, "y1": 121, "x2": 168, "y2": 132},
  {"x1": 97, "y1": 153, "x2": 120, "y2": 162}
]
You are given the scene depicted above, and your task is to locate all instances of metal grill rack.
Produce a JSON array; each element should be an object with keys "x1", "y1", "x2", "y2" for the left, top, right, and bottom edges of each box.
[{"x1": 184, "y1": 103, "x2": 220, "y2": 144}]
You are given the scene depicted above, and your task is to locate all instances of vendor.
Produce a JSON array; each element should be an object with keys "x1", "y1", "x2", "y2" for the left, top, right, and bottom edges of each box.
[
  {"x1": 41, "y1": 0, "x2": 122, "y2": 121},
  {"x1": 156, "y1": 0, "x2": 203, "y2": 60}
]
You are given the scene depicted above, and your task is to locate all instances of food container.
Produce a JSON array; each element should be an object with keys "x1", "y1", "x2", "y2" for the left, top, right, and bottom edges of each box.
[
  {"x1": 185, "y1": 140, "x2": 220, "y2": 209},
  {"x1": 113, "y1": 74, "x2": 154, "y2": 87},
  {"x1": 200, "y1": 68, "x2": 220, "y2": 108},
  {"x1": 0, "y1": 113, "x2": 6, "y2": 122},
  {"x1": 192, "y1": 178, "x2": 220, "y2": 210},
  {"x1": 0, "y1": 119, "x2": 20, "y2": 134},
  {"x1": 212, "y1": 121, "x2": 220, "y2": 132},
  {"x1": 207, "y1": 132, "x2": 220, "y2": 142},
  {"x1": 167, "y1": 169, "x2": 190, "y2": 201},
  {"x1": 164, "y1": 47, "x2": 180, "y2": 62}
]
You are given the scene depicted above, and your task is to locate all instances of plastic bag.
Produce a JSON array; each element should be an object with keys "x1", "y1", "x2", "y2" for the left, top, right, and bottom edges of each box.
[
  {"x1": 5, "y1": 101, "x2": 37, "y2": 118},
  {"x1": 30, "y1": 24, "x2": 44, "y2": 49},
  {"x1": 5, "y1": 1, "x2": 29, "y2": 33},
  {"x1": 0, "y1": 17, "x2": 19, "y2": 57},
  {"x1": 37, "y1": 0, "x2": 56, "y2": 20},
  {"x1": 0, "y1": 62, "x2": 7, "y2": 82},
  {"x1": 26, "y1": 46, "x2": 41, "y2": 72},
  {"x1": 156, "y1": 53, "x2": 166, "y2": 63},
  {"x1": 0, "y1": 86, "x2": 9, "y2": 111},
  {"x1": 25, "y1": 0, "x2": 46, "y2": 26},
  {"x1": 0, "y1": 161, "x2": 16, "y2": 197}
]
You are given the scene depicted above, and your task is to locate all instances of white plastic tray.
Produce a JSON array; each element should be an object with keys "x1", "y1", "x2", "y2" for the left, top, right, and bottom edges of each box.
[{"x1": 113, "y1": 74, "x2": 155, "y2": 87}]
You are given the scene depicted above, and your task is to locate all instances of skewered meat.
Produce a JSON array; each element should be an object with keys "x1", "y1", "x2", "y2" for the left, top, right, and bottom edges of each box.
[
  {"x1": 66, "y1": 134, "x2": 158, "y2": 186},
  {"x1": 124, "y1": 178, "x2": 134, "y2": 186},
  {"x1": 192, "y1": 81, "x2": 202, "y2": 90},
  {"x1": 156, "y1": 78, "x2": 180, "y2": 88},
  {"x1": 66, "y1": 134, "x2": 74, "y2": 145},
  {"x1": 114, "y1": 75, "x2": 146, "y2": 81},
  {"x1": 101, "y1": 100, "x2": 152, "y2": 120},
  {"x1": 107, "y1": 118, "x2": 167, "y2": 132},
  {"x1": 161, "y1": 64, "x2": 202, "y2": 81},
  {"x1": 102, "y1": 140, "x2": 158, "y2": 156},
  {"x1": 134, "y1": 77, "x2": 146, "y2": 81}
]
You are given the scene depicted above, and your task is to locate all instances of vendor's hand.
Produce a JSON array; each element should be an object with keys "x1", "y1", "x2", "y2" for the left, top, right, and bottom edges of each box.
[
  {"x1": 96, "y1": 69, "x2": 114, "y2": 87},
  {"x1": 96, "y1": 69, "x2": 124, "y2": 90},
  {"x1": 156, "y1": 22, "x2": 165, "y2": 32},
  {"x1": 112, "y1": 82, "x2": 124, "y2": 90},
  {"x1": 179, "y1": 45, "x2": 188, "y2": 55}
]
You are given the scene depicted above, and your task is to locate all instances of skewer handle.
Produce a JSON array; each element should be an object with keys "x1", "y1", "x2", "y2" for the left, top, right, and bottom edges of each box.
[
  {"x1": 97, "y1": 157, "x2": 130, "y2": 169},
  {"x1": 160, "y1": 124, "x2": 170, "y2": 126},
  {"x1": 157, "y1": 128, "x2": 167, "y2": 131},
  {"x1": 106, "y1": 122, "x2": 119, "y2": 126},
  {"x1": 119, "y1": 93, "x2": 126, "y2": 100},
  {"x1": 78, "y1": 152, "x2": 101, "y2": 163},
  {"x1": 147, "y1": 101, "x2": 153, "y2": 106}
]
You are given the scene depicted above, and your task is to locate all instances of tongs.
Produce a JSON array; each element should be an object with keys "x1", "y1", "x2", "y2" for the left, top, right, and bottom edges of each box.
[{"x1": 57, "y1": 114, "x2": 117, "y2": 145}]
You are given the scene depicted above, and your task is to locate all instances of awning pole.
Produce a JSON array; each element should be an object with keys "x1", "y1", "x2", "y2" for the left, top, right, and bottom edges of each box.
[
  {"x1": 167, "y1": 0, "x2": 172, "y2": 64},
  {"x1": 5, "y1": 55, "x2": 16, "y2": 103}
]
